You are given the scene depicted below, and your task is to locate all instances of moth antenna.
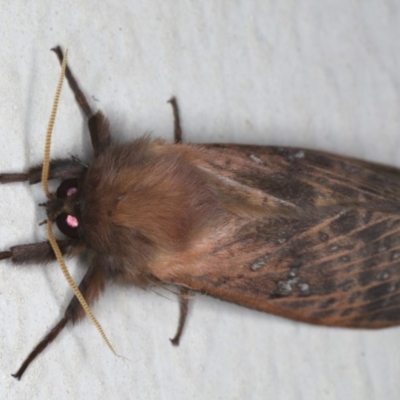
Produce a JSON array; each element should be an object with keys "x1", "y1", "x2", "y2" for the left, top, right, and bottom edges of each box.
[
  {"x1": 46, "y1": 223, "x2": 116, "y2": 355},
  {"x1": 40, "y1": 48, "x2": 116, "y2": 356},
  {"x1": 41, "y1": 49, "x2": 69, "y2": 199}
]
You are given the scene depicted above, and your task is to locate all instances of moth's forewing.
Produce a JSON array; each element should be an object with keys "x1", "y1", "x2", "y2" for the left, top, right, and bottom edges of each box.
[{"x1": 154, "y1": 145, "x2": 400, "y2": 328}]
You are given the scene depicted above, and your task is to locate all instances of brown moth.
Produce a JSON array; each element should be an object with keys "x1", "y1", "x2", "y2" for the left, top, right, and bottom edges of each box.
[{"x1": 1, "y1": 47, "x2": 400, "y2": 380}]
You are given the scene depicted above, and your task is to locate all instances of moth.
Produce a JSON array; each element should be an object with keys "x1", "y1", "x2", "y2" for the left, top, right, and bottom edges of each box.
[{"x1": 1, "y1": 47, "x2": 400, "y2": 380}]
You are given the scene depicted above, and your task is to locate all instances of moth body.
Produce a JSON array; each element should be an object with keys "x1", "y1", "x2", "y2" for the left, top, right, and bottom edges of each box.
[{"x1": 2, "y1": 46, "x2": 400, "y2": 379}]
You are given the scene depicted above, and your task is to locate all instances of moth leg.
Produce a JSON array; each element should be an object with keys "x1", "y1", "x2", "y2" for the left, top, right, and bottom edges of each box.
[
  {"x1": 0, "y1": 157, "x2": 86, "y2": 185},
  {"x1": 52, "y1": 46, "x2": 111, "y2": 156},
  {"x1": 87, "y1": 110, "x2": 112, "y2": 156},
  {"x1": 0, "y1": 239, "x2": 83, "y2": 265},
  {"x1": 52, "y1": 46, "x2": 93, "y2": 118},
  {"x1": 168, "y1": 97, "x2": 183, "y2": 144},
  {"x1": 12, "y1": 261, "x2": 106, "y2": 380},
  {"x1": 170, "y1": 287, "x2": 190, "y2": 345}
]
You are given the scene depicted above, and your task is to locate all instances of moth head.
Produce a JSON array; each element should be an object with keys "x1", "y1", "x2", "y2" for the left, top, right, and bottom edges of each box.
[{"x1": 45, "y1": 178, "x2": 82, "y2": 238}]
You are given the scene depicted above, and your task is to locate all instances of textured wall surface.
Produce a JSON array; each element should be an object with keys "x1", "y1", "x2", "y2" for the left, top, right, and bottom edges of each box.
[{"x1": 0, "y1": 2, "x2": 399, "y2": 399}]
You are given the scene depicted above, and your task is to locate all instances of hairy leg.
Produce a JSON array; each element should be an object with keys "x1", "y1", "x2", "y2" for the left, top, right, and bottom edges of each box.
[
  {"x1": 52, "y1": 46, "x2": 112, "y2": 156},
  {"x1": 0, "y1": 239, "x2": 84, "y2": 265},
  {"x1": 170, "y1": 287, "x2": 190, "y2": 345},
  {"x1": 168, "y1": 97, "x2": 183, "y2": 144},
  {"x1": 12, "y1": 259, "x2": 106, "y2": 379},
  {"x1": 0, "y1": 157, "x2": 86, "y2": 185}
]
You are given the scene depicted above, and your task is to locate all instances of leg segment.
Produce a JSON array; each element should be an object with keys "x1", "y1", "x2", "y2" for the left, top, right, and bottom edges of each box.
[
  {"x1": 51, "y1": 46, "x2": 93, "y2": 118},
  {"x1": 0, "y1": 157, "x2": 86, "y2": 185},
  {"x1": 168, "y1": 97, "x2": 183, "y2": 144},
  {"x1": 87, "y1": 111, "x2": 112, "y2": 156},
  {"x1": 170, "y1": 287, "x2": 190, "y2": 345},
  {"x1": 12, "y1": 259, "x2": 106, "y2": 379},
  {"x1": 0, "y1": 239, "x2": 84, "y2": 265},
  {"x1": 52, "y1": 46, "x2": 112, "y2": 156}
]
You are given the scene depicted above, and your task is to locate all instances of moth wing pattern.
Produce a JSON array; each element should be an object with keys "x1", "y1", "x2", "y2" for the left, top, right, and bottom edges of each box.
[{"x1": 153, "y1": 144, "x2": 400, "y2": 328}]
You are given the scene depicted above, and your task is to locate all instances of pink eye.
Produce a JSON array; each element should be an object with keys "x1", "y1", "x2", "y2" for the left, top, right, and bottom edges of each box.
[
  {"x1": 66, "y1": 187, "x2": 77, "y2": 196},
  {"x1": 56, "y1": 179, "x2": 78, "y2": 198},
  {"x1": 56, "y1": 213, "x2": 79, "y2": 238},
  {"x1": 66, "y1": 215, "x2": 78, "y2": 228}
]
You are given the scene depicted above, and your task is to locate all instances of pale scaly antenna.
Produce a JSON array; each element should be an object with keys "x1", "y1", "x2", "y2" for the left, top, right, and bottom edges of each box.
[{"x1": 41, "y1": 49, "x2": 116, "y2": 356}]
